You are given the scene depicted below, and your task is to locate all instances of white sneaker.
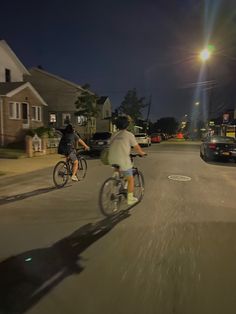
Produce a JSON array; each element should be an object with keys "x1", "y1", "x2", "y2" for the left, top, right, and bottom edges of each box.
[
  {"x1": 71, "y1": 175, "x2": 79, "y2": 182},
  {"x1": 127, "y1": 193, "x2": 138, "y2": 205}
]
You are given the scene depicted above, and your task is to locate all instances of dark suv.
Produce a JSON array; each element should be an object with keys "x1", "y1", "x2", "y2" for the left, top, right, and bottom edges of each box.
[{"x1": 89, "y1": 132, "x2": 112, "y2": 154}]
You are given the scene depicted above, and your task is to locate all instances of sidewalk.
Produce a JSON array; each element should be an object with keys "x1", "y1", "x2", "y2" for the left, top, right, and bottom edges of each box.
[{"x1": 0, "y1": 154, "x2": 63, "y2": 178}]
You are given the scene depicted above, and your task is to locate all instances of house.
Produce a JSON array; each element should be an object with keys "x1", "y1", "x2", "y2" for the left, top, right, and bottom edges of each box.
[
  {"x1": 0, "y1": 40, "x2": 48, "y2": 146},
  {"x1": 24, "y1": 67, "x2": 97, "y2": 139},
  {"x1": 96, "y1": 96, "x2": 113, "y2": 132}
]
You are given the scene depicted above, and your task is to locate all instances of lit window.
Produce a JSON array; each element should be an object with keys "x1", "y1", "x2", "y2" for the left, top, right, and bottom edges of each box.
[
  {"x1": 50, "y1": 113, "x2": 56, "y2": 123},
  {"x1": 32, "y1": 106, "x2": 42, "y2": 121},
  {"x1": 77, "y1": 115, "x2": 87, "y2": 125},
  {"x1": 62, "y1": 113, "x2": 71, "y2": 125}
]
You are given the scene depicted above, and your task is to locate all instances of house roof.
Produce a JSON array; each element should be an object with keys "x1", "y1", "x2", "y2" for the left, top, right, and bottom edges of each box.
[
  {"x1": 97, "y1": 96, "x2": 108, "y2": 105},
  {"x1": 0, "y1": 82, "x2": 48, "y2": 106},
  {"x1": 29, "y1": 67, "x2": 94, "y2": 94},
  {"x1": 0, "y1": 82, "x2": 26, "y2": 95},
  {"x1": 0, "y1": 40, "x2": 30, "y2": 75}
]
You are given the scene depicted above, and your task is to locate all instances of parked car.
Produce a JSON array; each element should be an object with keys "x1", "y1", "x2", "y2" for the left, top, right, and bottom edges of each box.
[
  {"x1": 150, "y1": 133, "x2": 162, "y2": 143},
  {"x1": 89, "y1": 132, "x2": 112, "y2": 154},
  {"x1": 134, "y1": 133, "x2": 151, "y2": 147},
  {"x1": 160, "y1": 133, "x2": 168, "y2": 141},
  {"x1": 230, "y1": 147, "x2": 236, "y2": 162},
  {"x1": 200, "y1": 135, "x2": 236, "y2": 161}
]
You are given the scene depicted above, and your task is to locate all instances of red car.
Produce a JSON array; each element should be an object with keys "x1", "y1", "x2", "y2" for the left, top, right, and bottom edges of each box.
[{"x1": 150, "y1": 133, "x2": 162, "y2": 143}]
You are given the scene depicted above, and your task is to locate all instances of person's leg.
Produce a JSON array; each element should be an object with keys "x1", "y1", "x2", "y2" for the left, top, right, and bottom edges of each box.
[
  {"x1": 126, "y1": 175, "x2": 134, "y2": 193},
  {"x1": 123, "y1": 169, "x2": 138, "y2": 205},
  {"x1": 72, "y1": 159, "x2": 78, "y2": 176},
  {"x1": 69, "y1": 151, "x2": 79, "y2": 181}
]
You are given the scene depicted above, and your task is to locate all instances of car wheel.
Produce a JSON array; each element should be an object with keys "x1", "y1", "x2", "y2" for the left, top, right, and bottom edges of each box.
[{"x1": 204, "y1": 150, "x2": 213, "y2": 162}]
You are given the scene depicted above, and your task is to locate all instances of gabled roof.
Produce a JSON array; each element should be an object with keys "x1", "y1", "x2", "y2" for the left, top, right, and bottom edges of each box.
[
  {"x1": 0, "y1": 82, "x2": 48, "y2": 106},
  {"x1": 29, "y1": 67, "x2": 94, "y2": 94},
  {"x1": 97, "y1": 96, "x2": 109, "y2": 105},
  {"x1": 0, "y1": 82, "x2": 25, "y2": 95},
  {"x1": 0, "y1": 40, "x2": 30, "y2": 75}
]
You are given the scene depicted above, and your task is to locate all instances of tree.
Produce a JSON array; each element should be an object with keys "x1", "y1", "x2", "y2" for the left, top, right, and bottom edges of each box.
[
  {"x1": 156, "y1": 117, "x2": 179, "y2": 135},
  {"x1": 75, "y1": 84, "x2": 100, "y2": 124},
  {"x1": 119, "y1": 89, "x2": 147, "y2": 123}
]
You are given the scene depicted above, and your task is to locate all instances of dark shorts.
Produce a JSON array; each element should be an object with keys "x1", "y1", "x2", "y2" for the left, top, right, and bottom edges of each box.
[{"x1": 68, "y1": 149, "x2": 77, "y2": 162}]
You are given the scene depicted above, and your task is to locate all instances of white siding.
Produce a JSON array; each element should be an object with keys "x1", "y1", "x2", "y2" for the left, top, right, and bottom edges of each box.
[{"x1": 0, "y1": 44, "x2": 24, "y2": 82}]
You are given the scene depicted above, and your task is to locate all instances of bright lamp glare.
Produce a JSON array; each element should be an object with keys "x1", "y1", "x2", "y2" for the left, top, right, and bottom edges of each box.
[{"x1": 200, "y1": 49, "x2": 211, "y2": 61}]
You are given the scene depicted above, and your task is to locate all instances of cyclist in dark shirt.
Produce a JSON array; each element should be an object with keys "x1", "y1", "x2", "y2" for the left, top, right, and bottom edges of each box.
[{"x1": 58, "y1": 124, "x2": 89, "y2": 181}]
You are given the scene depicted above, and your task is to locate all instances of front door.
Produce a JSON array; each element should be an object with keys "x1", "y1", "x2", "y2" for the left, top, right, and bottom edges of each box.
[{"x1": 22, "y1": 103, "x2": 29, "y2": 129}]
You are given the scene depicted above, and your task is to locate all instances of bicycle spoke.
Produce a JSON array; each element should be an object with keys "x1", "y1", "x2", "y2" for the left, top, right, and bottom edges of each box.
[{"x1": 53, "y1": 161, "x2": 69, "y2": 188}]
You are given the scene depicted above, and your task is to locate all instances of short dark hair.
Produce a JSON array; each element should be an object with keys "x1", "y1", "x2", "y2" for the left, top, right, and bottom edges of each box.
[
  {"x1": 65, "y1": 124, "x2": 74, "y2": 133},
  {"x1": 115, "y1": 115, "x2": 130, "y2": 130}
]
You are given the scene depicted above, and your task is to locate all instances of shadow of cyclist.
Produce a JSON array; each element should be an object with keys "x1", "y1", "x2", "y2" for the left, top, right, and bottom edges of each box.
[{"x1": 0, "y1": 210, "x2": 130, "y2": 314}]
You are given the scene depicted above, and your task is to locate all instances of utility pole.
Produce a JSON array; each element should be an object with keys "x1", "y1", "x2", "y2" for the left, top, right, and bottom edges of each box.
[
  {"x1": 146, "y1": 95, "x2": 152, "y2": 121},
  {"x1": 146, "y1": 95, "x2": 152, "y2": 132}
]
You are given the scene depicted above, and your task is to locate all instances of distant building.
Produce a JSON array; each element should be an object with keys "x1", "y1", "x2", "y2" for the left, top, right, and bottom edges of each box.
[
  {"x1": 0, "y1": 40, "x2": 47, "y2": 146},
  {"x1": 96, "y1": 96, "x2": 112, "y2": 132},
  {"x1": 24, "y1": 67, "x2": 96, "y2": 138}
]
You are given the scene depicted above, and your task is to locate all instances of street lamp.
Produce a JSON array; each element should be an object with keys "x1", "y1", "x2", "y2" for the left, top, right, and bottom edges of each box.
[
  {"x1": 199, "y1": 45, "x2": 215, "y2": 62},
  {"x1": 195, "y1": 102, "x2": 200, "y2": 106},
  {"x1": 200, "y1": 48, "x2": 211, "y2": 62}
]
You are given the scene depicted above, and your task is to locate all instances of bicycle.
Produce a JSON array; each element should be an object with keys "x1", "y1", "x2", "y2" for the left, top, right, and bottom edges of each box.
[
  {"x1": 53, "y1": 149, "x2": 87, "y2": 188},
  {"x1": 99, "y1": 153, "x2": 145, "y2": 216}
]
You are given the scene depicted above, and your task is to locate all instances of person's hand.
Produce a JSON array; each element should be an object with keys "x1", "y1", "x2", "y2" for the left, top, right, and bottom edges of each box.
[
  {"x1": 85, "y1": 145, "x2": 90, "y2": 151},
  {"x1": 140, "y1": 151, "x2": 147, "y2": 157}
]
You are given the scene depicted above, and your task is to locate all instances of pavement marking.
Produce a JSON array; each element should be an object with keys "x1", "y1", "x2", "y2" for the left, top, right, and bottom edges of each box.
[{"x1": 168, "y1": 175, "x2": 192, "y2": 182}]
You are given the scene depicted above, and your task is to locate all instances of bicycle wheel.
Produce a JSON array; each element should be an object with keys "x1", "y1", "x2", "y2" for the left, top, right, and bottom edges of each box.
[
  {"x1": 133, "y1": 170, "x2": 145, "y2": 202},
  {"x1": 53, "y1": 161, "x2": 69, "y2": 188},
  {"x1": 77, "y1": 157, "x2": 87, "y2": 180},
  {"x1": 99, "y1": 177, "x2": 123, "y2": 216}
]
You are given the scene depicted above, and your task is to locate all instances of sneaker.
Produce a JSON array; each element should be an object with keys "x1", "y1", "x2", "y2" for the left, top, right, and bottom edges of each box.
[
  {"x1": 71, "y1": 175, "x2": 79, "y2": 182},
  {"x1": 127, "y1": 195, "x2": 138, "y2": 205}
]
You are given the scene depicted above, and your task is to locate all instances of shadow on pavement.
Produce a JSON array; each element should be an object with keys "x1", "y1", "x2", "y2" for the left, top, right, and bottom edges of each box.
[
  {"x1": 0, "y1": 210, "x2": 130, "y2": 314},
  {"x1": 0, "y1": 186, "x2": 66, "y2": 206},
  {"x1": 201, "y1": 157, "x2": 236, "y2": 168}
]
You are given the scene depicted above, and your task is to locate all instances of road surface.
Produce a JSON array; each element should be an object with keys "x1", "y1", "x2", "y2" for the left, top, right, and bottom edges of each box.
[{"x1": 0, "y1": 142, "x2": 236, "y2": 314}]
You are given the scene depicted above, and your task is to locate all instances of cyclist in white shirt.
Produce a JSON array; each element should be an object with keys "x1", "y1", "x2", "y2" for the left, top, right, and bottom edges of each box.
[{"x1": 108, "y1": 115, "x2": 146, "y2": 205}]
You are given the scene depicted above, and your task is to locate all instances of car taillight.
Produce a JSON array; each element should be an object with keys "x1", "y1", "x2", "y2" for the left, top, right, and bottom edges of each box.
[{"x1": 208, "y1": 143, "x2": 216, "y2": 150}]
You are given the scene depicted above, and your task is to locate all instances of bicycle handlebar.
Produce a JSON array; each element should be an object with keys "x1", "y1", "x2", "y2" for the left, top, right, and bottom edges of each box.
[{"x1": 130, "y1": 153, "x2": 147, "y2": 158}]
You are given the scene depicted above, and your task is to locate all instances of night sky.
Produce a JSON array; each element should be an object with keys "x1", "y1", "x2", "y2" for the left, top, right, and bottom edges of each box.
[{"x1": 1, "y1": 0, "x2": 236, "y2": 121}]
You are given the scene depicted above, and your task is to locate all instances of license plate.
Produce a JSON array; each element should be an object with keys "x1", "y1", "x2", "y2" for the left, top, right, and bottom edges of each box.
[
  {"x1": 98, "y1": 141, "x2": 104, "y2": 145},
  {"x1": 222, "y1": 152, "x2": 230, "y2": 156}
]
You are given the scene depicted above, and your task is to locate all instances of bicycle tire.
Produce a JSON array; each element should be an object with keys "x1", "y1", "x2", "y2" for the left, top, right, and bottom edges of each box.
[
  {"x1": 99, "y1": 177, "x2": 123, "y2": 216},
  {"x1": 133, "y1": 170, "x2": 145, "y2": 202},
  {"x1": 53, "y1": 161, "x2": 69, "y2": 188},
  {"x1": 77, "y1": 157, "x2": 87, "y2": 180}
]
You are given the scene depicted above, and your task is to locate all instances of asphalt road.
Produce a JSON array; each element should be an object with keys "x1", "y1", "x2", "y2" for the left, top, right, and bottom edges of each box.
[{"x1": 0, "y1": 142, "x2": 236, "y2": 314}]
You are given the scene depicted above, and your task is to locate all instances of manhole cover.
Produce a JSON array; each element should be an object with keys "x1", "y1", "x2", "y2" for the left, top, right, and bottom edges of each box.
[{"x1": 168, "y1": 175, "x2": 192, "y2": 182}]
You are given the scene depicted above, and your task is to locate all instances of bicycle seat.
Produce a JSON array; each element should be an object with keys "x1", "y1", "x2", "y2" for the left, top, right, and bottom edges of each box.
[{"x1": 112, "y1": 164, "x2": 120, "y2": 169}]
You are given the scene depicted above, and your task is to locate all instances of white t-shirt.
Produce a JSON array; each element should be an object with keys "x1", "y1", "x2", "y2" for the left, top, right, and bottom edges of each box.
[{"x1": 108, "y1": 130, "x2": 138, "y2": 170}]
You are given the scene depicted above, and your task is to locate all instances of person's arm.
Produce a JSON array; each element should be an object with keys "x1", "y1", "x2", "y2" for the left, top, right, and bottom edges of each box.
[
  {"x1": 134, "y1": 144, "x2": 146, "y2": 156},
  {"x1": 78, "y1": 138, "x2": 90, "y2": 150},
  {"x1": 130, "y1": 132, "x2": 146, "y2": 156}
]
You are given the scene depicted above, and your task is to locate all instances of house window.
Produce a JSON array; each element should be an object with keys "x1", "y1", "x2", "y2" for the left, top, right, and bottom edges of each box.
[
  {"x1": 9, "y1": 102, "x2": 21, "y2": 119},
  {"x1": 32, "y1": 106, "x2": 42, "y2": 121},
  {"x1": 5, "y1": 69, "x2": 11, "y2": 82},
  {"x1": 77, "y1": 115, "x2": 87, "y2": 125},
  {"x1": 50, "y1": 113, "x2": 56, "y2": 123},
  {"x1": 62, "y1": 113, "x2": 71, "y2": 125}
]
